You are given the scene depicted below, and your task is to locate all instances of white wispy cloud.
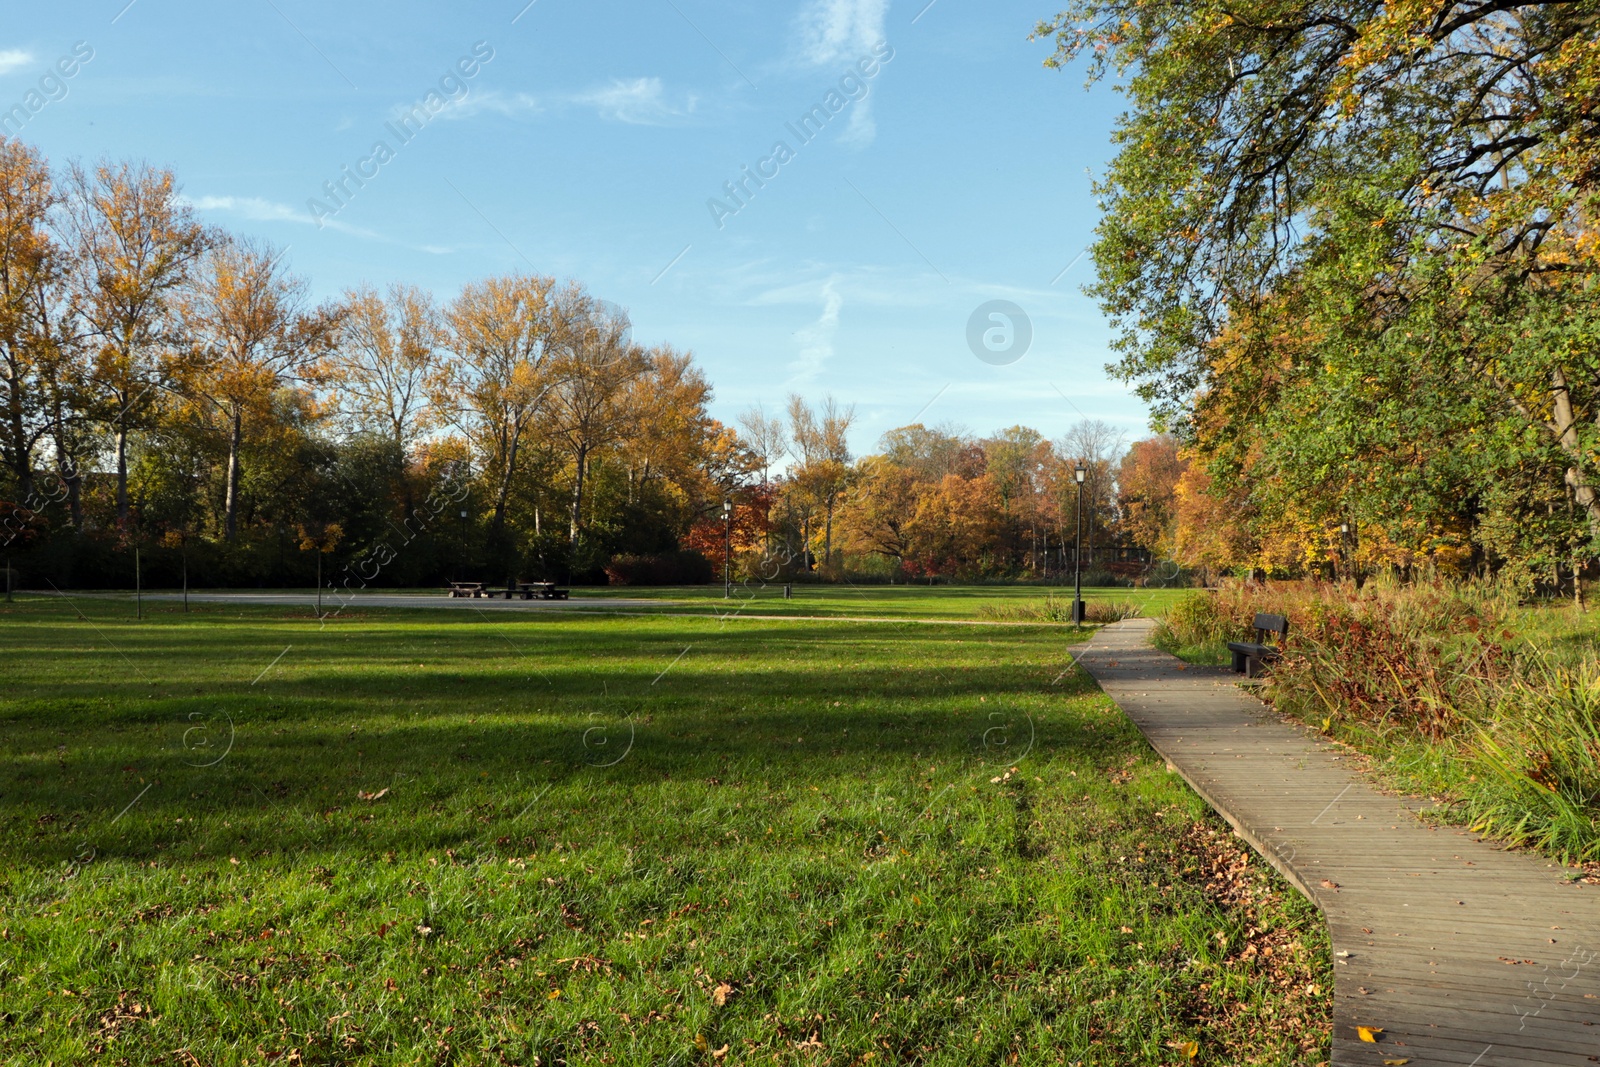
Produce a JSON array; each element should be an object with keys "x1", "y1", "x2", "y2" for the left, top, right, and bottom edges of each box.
[
  {"x1": 429, "y1": 90, "x2": 542, "y2": 121},
  {"x1": 187, "y1": 197, "x2": 469, "y2": 256},
  {"x1": 572, "y1": 77, "x2": 695, "y2": 125},
  {"x1": 0, "y1": 50, "x2": 35, "y2": 76},
  {"x1": 789, "y1": 276, "x2": 844, "y2": 384},
  {"x1": 184, "y1": 195, "x2": 379, "y2": 239},
  {"x1": 794, "y1": 0, "x2": 889, "y2": 145},
  {"x1": 796, "y1": 0, "x2": 889, "y2": 65},
  {"x1": 188, "y1": 195, "x2": 301, "y2": 222},
  {"x1": 426, "y1": 80, "x2": 692, "y2": 126}
]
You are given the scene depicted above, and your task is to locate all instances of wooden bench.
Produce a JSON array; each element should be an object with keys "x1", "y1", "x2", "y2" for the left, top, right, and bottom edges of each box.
[
  {"x1": 448, "y1": 582, "x2": 487, "y2": 598},
  {"x1": 1226, "y1": 613, "x2": 1288, "y2": 677}
]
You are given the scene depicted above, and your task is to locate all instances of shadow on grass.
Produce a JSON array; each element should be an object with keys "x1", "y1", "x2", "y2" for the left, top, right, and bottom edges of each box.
[{"x1": 0, "y1": 605, "x2": 1124, "y2": 867}]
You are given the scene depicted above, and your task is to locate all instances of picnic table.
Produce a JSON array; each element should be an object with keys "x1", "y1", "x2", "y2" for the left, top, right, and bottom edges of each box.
[
  {"x1": 446, "y1": 581, "x2": 569, "y2": 600},
  {"x1": 504, "y1": 581, "x2": 569, "y2": 601}
]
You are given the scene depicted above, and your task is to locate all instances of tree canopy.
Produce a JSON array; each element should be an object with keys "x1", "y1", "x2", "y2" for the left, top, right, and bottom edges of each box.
[{"x1": 1037, "y1": 0, "x2": 1600, "y2": 589}]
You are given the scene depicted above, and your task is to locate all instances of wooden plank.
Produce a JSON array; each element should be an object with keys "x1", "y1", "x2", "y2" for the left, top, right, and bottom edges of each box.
[{"x1": 1073, "y1": 620, "x2": 1600, "y2": 1065}]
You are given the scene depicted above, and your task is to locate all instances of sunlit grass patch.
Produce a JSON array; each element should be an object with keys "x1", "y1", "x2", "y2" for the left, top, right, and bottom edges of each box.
[{"x1": 0, "y1": 596, "x2": 1327, "y2": 1064}]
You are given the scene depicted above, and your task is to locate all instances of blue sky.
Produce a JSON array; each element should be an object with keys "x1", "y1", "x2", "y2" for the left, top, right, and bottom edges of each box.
[{"x1": 1, "y1": 0, "x2": 1143, "y2": 454}]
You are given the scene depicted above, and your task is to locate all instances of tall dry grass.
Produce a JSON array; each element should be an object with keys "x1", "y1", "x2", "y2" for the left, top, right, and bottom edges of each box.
[
  {"x1": 977, "y1": 594, "x2": 1144, "y2": 624},
  {"x1": 1154, "y1": 579, "x2": 1600, "y2": 862}
]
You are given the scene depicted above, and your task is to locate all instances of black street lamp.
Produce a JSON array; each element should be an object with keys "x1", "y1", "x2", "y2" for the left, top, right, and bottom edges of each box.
[
  {"x1": 1073, "y1": 465, "x2": 1086, "y2": 626},
  {"x1": 723, "y1": 498, "x2": 733, "y2": 598}
]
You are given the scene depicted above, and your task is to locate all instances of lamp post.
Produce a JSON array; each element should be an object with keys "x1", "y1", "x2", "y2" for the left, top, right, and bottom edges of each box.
[
  {"x1": 1073, "y1": 465, "x2": 1086, "y2": 626},
  {"x1": 722, "y1": 498, "x2": 733, "y2": 598}
]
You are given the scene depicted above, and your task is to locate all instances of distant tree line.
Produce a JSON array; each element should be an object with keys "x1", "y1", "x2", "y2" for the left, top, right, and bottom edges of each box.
[
  {"x1": 0, "y1": 139, "x2": 750, "y2": 589},
  {"x1": 709, "y1": 410, "x2": 1166, "y2": 585},
  {"x1": 0, "y1": 138, "x2": 1182, "y2": 591}
]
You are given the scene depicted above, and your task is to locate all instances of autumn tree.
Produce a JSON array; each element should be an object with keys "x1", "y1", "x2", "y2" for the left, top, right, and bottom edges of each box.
[
  {"x1": 1057, "y1": 419, "x2": 1124, "y2": 566},
  {"x1": 60, "y1": 159, "x2": 210, "y2": 524},
  {"x1": 880, "y1": 423, "x2": 982, "y2": 481},
  {"x1": 174, "y1": 238, "x2": 341, "y2": 540},
  {"x1": 330, "y1": 283, "x2": 440, "y2": 448},
  {"x1": 737, "y1": 404, "x2": 785, "y2": 552},
  {"x1": 620, "y1": 347, "x2": 716, "y2": 513},
  {"x1": 545, "y1": 287, "x2": 648, "y2": 552},
  {"x1": 906, "y1": 473, "x2": 1003, "y2": 577},
  {"x1": 1037, "y1": 0, "x2": 1600, "y2": 577},
  {"x1": 835, "y1": 454, "x2": 919, "y2": 563},
  {"x1": 433, "y1": 272, "x2": 558, "y2": 534},
  {"x1": 1117, "y1": 434, "x2": 1185, "y2": 556},
  {"x1": 0, "y1": 139, "x2": 60, "y2": 503},
  {"x1": 737, "y1": 404, "x2": 785, "y2": 490},
  {"x1": 786, "y1": 393, "x2": 855, "y2": 568}
]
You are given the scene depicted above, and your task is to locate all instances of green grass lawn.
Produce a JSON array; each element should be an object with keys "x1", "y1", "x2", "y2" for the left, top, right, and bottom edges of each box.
[{"x1": 0, "y1": 594, "x2": 1326, "y2": 1065}]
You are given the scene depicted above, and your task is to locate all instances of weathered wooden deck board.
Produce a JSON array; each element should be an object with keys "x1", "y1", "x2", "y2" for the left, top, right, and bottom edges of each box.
[{"x1": 1074, "y1": 619, "x2": 1600, "y2": 1066}]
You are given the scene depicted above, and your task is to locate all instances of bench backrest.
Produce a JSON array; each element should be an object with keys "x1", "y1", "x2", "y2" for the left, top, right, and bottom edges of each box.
[{"x1": 1253, "y1": 613, "x2": 1289, "y2": 639}]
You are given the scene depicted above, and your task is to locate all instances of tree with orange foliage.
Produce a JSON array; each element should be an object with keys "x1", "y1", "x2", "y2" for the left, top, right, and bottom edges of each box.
[
  {"x1": 1171, "y1": 460, "x2": 1251, "y2": 584},
  {"x1": 0, "y1": 138, "x2": 60, "y2": 504},
  {"x1": 905, "y1": 473, "x2": 1003, "y2": 578},
  {"x1": 1117, "y1": 434, "x2": 1185, "y2": 557}
]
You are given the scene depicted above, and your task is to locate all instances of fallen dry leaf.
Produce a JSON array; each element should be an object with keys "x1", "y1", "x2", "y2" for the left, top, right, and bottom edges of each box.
[
  {"x1": 357, "y1": 787, "x2": 389, "y2": 802},
  {"x1": 1357, "y1": 1025, "x2": 1383, "y2": 1042},
  {"x1": 1382, "y1": 1060, "x2": 1409, "y2": 1066},
  {"x1": 1320, "y1": 879, "x2": 1340, "y2": 890},
  {"x1": 1165, "y1": 1038, "x2": 1198, "y2": 1060},
  {"x1": 711, "y1": 981, "x2": 733, "y2": 1006}
]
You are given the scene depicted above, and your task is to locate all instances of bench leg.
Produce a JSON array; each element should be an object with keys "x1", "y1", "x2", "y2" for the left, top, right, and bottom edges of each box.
[
  {"x1": 1230, "y1": 649, "x2": 1247, "y2": 673},
  {"x1": 1244, "y1": 656, "x2": 1261, "y2": 679}
]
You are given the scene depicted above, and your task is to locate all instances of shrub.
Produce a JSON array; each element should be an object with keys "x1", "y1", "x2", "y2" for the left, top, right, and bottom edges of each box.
[
  {"x1": 977, "y1": 595, "x2": 1142, "y2": 624},
  {"x1": 603, "y1": 550, "x2": 714, "y2": 586},
  {"x1": 1084, "y1": 598, "x2": 1144, "y2": 623}
]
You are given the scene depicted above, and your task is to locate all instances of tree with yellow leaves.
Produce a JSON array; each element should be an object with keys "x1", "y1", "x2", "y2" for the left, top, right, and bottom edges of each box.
[
  {"x1": 60, "y1": 159, "x2": 210, "y2": 525},
  {"x1": 328, "y1": 283, "x2": 440, "y2": 449},
  {"x1": 173, "y1": 237, "x2": 341, "y2": 540},
  {"x1": 432, "y1": 272, "x2": 558, "y2": 535}
]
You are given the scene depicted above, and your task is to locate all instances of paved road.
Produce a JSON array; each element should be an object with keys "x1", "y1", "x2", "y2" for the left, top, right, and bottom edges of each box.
[
  {"x1": 129, "y1": 591, "x2": 682, "y2": 611},
  {"x1": 1075, "y1": 619, "x2": 1600, "y2": 1066},
  {"x1": 26, "y1": 590, "x2": 1050, "y2": 626}
]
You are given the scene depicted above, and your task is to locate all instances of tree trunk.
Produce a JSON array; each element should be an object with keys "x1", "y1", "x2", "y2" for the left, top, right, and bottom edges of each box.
[
  {"x1": 1550, "y1": 368, "x2": 1600, "y2": 539},
  {"x1": 5, "y1": 408, "x2": 31, "y2": 502},
  {"x1": 115, "y1": 426, "x2": 129, "y2": 525},
  {"x1": 492, "y1": 435, "x2": 520, "y2": 533},
  {"x1": 224, "y1": 409, "x2": 243, "y2": 541},
  {"x1": 823, "y1": 499, "x2": 834, "y2": 569},
  {"x1": 569, "y1": 445, "x2": 588, "y2": 551},
  {"x1": 62, "y1": 461, "x2": 81, "y2": 528}
]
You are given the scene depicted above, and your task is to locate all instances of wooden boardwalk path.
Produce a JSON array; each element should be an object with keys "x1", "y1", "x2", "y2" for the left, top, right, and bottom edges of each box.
[{"x1": 1074, "y1": 619, "x2": 1600, "y2": 1065}]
